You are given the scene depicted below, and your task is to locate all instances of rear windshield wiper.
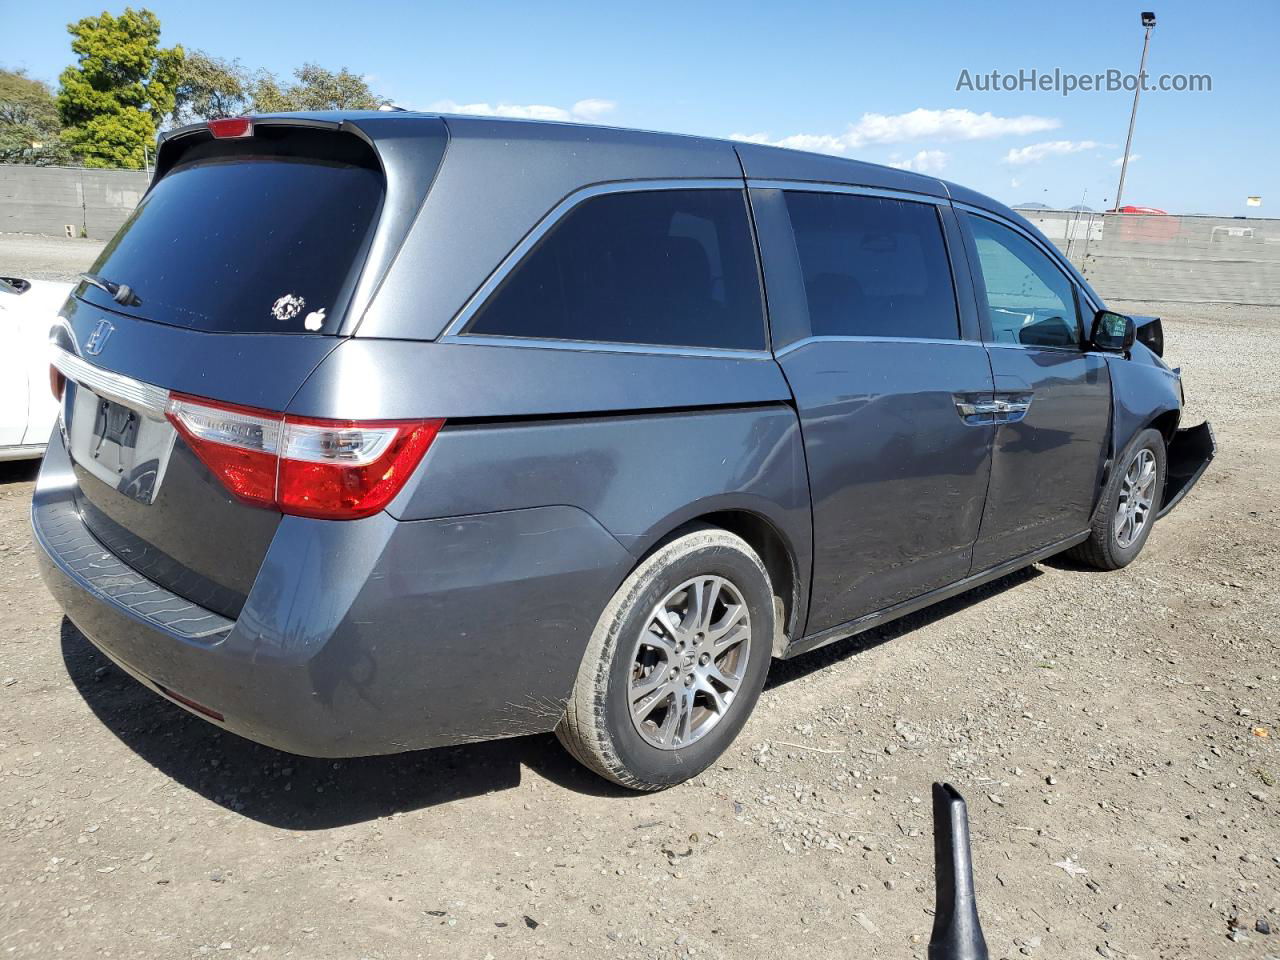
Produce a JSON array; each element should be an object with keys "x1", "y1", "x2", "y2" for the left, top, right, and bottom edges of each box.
[{"x1": 79, "y1": 273, "x2": 142, "y2": 307}]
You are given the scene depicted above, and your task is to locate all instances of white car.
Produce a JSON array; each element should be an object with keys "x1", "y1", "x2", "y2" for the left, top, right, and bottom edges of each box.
[{"x1": 1, "y1": 276, "x2": 72, "y2": 461}]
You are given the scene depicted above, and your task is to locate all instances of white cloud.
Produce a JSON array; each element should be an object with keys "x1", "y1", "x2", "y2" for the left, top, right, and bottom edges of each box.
[
  {"x1": 1002, "y1": 140, "x2": 1101, "y2": 165},
  {"x1": 887, "y1": 149, "x2": 948, "y2": 173},
  {"x1": 729, "y1": 108, "x2": 1060, "y2": 156},
  {"x1": 729, "y1": 131, "x2": 851, "y2": 154},
  {"x1": 429, "y1": 98, "x2": 617, "y2": 123},
  {"x1": 568, "y1": 98, "x2": 617, "y2": 122},
  {"x1": 1111, "y1": 153, "x2": 1140, "y2": 167},
  {"x1": 1010, "y1": 177, "x2": 1022, "y2": 189},
  {"x1": 853, "y1": 108, "x2": 1059, "y2": 144}
]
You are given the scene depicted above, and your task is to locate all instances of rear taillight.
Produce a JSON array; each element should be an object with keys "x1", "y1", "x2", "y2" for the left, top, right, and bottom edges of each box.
[
  {"x1": 166, "y1": 396, "x2": 281, "y2": 508},
  {"x1": 50, "y1": 365, "x2": 65, "y2": 401},
  {"x1": 166, "y1": 393, "x2": 443, "y2": 520}
]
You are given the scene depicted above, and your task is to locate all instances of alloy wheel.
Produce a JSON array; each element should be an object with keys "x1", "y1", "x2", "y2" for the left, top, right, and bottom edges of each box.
[
  {"x1": 627, "y1": 575, "x2": 751, "y2": 750},
  {"x1": 1114, "y1": 447, "x2": 1157, "y2": 548}
]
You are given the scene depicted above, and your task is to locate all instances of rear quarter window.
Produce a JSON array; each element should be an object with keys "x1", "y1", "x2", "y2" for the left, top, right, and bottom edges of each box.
[
  {"x1": 463, "y1": 188, "x2": 766, "y2": 351},
  {"x1": 80, "y1": 127, "x2": 385, "y2": 334}
]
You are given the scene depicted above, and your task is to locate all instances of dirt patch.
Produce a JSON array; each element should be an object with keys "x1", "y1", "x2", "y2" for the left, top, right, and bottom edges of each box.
[{"x1": 1, "y1": 300, "x2": 1276, "y2": 959}]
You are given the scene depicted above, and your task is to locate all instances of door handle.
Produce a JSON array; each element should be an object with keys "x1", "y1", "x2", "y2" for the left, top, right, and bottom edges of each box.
[
  {"x1": 954, "y1": 394, "x2": 1033, "y2": 425},
  {"x1": 955, "y1": 400, "x2": 1000, "y2": 417}
]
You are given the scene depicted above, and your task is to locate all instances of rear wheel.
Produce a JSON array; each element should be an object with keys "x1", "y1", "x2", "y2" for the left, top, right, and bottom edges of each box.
[
  {"x1": 1069, "y1": 427, "x2": 1166, "y2": 570},
  {"x1": 557, "y1": 525, "x2": 774, "y2": 791}
]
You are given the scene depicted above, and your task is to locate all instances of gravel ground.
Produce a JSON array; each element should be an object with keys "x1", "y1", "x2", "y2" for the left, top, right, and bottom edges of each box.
[
  {"x1": 0, "y1": 238, "x2": 1276, "y2": 959},
  {"x1": 1, "y1": 233, "x2": 107, "y2": 282}
]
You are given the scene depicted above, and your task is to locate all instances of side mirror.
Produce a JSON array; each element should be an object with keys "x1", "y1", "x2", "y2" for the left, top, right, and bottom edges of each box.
[{"x1": 1090, "y1": 309, "x2": 1136, "y2": 353}]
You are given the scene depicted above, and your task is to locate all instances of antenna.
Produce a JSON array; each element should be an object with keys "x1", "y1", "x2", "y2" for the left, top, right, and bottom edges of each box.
[{"x1": 928, "y1": 783, "x2": 990, "y2": 960}]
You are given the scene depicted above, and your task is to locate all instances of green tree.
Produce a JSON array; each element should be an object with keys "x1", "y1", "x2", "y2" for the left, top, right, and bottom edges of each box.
[
  {"x1": 0, "y1": 68, "x2": 68, "y2": 164},
  {"x1": 56, "y1": 8, "x2": 183, "y2": 168},
  {"x1": 173, "y1": 50, "x2": 249, "y2": 123},
  {"x1": 250, "y1": 64, "x2": 389, "y2": 112}
]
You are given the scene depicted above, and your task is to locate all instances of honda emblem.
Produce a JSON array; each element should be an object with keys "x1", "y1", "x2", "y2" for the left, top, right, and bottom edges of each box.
[{"x1": 85, "y1": 319, "x2": 114, "y2": 356}]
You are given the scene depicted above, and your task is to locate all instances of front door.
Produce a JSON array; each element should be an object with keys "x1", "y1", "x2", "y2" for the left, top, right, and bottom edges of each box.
[
  {"x1": 959, "y1": 212, "x2": 1112, "y2": 570},
  {"x1": 767, "y1": 189, "x2": 995, "y2": 633}
]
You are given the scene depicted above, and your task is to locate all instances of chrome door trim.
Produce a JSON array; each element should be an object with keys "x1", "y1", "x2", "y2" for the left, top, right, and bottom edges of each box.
[
  {"x1": 439, "y1": 178, "x2": 748, "y2": 343},
  {"x1": 773, "y1": 334, "x2": 970, "y2": 359},
  {"x1": 747, "y1": 178, "x2": 950, "y2": 206},
  {"x1": 443, "y1": 333, "x2": 771, "y2": 361},
  {"x1": 984, "y1": 341, "x2": 1085, "y2": 356}
]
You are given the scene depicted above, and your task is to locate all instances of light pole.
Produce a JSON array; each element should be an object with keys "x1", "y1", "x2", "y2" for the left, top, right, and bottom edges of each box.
[{"x1": 1113, "y1": 11, "x2": 1156, "y2": 211}]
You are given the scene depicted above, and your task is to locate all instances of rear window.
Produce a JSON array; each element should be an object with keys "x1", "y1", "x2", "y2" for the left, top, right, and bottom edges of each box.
[
  {"x1": 463, "y1": 188, "x2": 766, "y2": 351},
  {"x1": 80, "y1": 127, "x2": 384, "y2": 334}
]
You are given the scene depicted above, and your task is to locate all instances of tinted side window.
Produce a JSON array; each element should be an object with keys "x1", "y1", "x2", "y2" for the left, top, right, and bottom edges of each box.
[
  {"x1": 783, "y1": 191, "x2": 959, "y2": 340},
  {"x1": 464, "y1": 189, "x2": 765, "y2": 350},
  {"x1": 964, "y1": 213, "x2": 1081, "y2": 349}
]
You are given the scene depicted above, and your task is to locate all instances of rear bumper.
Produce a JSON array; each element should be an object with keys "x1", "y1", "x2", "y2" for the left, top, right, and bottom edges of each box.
[
  {"x1": 33, "y1": 431, "x2": 631, "y2": 757},
  {"x1": 1157, "y1": 420, "x2": 1216, "y2": 519}
]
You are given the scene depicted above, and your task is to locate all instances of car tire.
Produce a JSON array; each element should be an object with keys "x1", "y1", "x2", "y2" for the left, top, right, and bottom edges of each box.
[
  {"x1": 557, "y1": 524, "x2": 775, "y2": 791},
  {"x1": 1068, "y1": 427, "x2": 1167, "y2": 570}
]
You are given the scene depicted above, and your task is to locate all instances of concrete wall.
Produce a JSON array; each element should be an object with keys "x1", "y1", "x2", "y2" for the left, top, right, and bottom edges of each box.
[
  {"x1": 0, "y1": 166, "x2": 150, "y2": 241},
  {"x1": 1017, "y1": 208, "x2": 1280, "y2": 306},
  {"x1": 1, "y1": 167, "x2": 1277, "y2": 305}
]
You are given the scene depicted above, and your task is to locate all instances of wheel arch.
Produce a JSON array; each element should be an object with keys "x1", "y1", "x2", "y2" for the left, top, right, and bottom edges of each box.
[
  {"x1": 629, "y1": 501, "x2": 809, "y2": 657},
  {"x1": 1147, "y1": 408, "x2": 1181, "y2": 444},
  {"x1": 1104, "y1": 354, "x2": 1183, "y2": 462}
]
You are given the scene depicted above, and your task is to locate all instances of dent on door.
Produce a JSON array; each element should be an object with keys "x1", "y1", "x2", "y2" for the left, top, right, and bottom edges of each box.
[{"x1": 781, "y1": 339, "x2": 995, "y2": 633}]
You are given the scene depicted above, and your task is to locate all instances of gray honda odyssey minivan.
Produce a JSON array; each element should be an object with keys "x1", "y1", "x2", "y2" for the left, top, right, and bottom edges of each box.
[{"x1": 33, "y1": 112, "x2": 1214, "y2": 790}]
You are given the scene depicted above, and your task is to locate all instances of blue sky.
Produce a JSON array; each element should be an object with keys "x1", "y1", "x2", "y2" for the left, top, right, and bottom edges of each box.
[{"x1": 6, "y1": 0, "x2": 1276, "y2": 214}]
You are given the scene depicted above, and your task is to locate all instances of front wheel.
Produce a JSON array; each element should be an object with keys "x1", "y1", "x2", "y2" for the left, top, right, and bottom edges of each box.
[
  {"x1": 1069, "y1": 427, "x2": 1167, "y2": 570},
  {"x1": 556, "y1": 525, "x2": 775, "y2": 791}
]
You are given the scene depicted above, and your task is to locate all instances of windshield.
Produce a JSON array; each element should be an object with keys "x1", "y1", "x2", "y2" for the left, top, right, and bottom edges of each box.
[{"x1": 79, "y1": 128, "x2": 384, "y2": 334}]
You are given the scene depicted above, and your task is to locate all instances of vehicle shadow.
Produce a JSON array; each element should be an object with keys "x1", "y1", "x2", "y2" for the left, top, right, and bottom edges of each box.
[
  {"x1": 766, "y1": 564, "x2": 1042, "y2": 688},
  {"x1": 0, "y1": 460, "x2": 40, "y2": 485},
  {"x1": 59, "y1": 619, "x2": 636, "y2": 831},
  {"x1": 1039, "y1": 552, "x2": 1108, "y2": 574},
  {"x1": 61, "y1": 564, "x2": 1043, "y2": 829}
]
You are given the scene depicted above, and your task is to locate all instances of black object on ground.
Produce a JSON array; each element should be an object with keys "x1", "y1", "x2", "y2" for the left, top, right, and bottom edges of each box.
[{"x1": 928, "y1": 782, "x2": 990, "y2": 960}]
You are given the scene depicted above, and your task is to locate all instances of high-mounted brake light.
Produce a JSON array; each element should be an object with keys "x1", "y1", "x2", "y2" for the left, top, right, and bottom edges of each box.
[
  {"x1": 165, "y1": 393, "x2": 443, "y2": 520},
  {"x1": 208, "y1": 116, "x2": 253, "y2": 139}
]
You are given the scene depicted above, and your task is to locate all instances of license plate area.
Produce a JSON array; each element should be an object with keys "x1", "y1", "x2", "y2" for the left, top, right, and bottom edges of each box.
[{"x1": 66, "y1": 384, "x2": 176, "y2": 505}]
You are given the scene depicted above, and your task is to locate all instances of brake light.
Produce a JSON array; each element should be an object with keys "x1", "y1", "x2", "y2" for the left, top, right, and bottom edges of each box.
[
  {"x1": 165, "y1": 393, "x2": 443, "y2": 520},
  {"x1": 50, "y1": 364, "x2": 66, "y2": 401},
  {"x1": 166, "y1": 396, "x2": 281, "y2": 507},
  {"x1": 208, "y1": 116, "x2": 253, "y2": 139},
  {"x1": 275, "y1": 416, "x2": 443, "y2": 520}
]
